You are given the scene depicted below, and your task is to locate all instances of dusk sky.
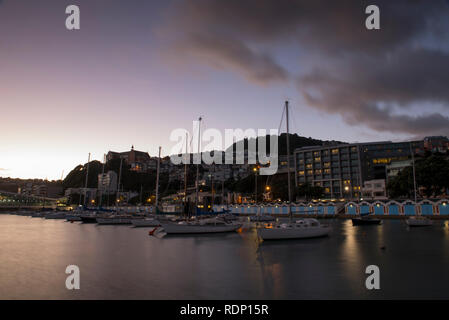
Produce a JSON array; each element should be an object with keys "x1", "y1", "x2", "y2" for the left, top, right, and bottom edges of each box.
[{"x1": 1, "y1": 0, "x2": 449, "y2": 180}]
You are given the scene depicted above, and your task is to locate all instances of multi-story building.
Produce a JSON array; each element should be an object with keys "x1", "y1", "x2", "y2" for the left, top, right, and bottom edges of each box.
[
  {"x1": 423, "y1": 136, "x2": 449, "y2": 153},
  {"x1": 65, "y1": 188, "x2": 98, "y2": 204},
  {"x1": 294, "y1": 140, "x2": 424, "y2": 199},
  {"x1": 362, "y1": 179, "x2": 387, "y2": 200},
  {"x1": 18, "y1": 183, "x2": 33, "y2": 196},
  {"x1": 106, "y1": 146, "x2": 153, "y2": 172},
  {"x1": 386, "y1": 159, "x2": 413, "y2": 182},
  {"x1": 278, "y1": 155, "x2": 295, "y2": 173},
  {"x1": 295, "y1": 144, "x2": 362, "y2": 199},
  {"x1": 18, "y1": 183, "x2": 48, "y2": 197}
]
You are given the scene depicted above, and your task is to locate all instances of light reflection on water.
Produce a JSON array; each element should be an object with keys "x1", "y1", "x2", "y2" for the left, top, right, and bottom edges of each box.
[{"x1": 0, "y1": 215, "x2": 448, "y2": 299}]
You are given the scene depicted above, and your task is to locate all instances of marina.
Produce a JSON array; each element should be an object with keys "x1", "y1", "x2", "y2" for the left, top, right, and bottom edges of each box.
[{"x1": 1, "y1": 213, "x2": 449, "y2": 299}]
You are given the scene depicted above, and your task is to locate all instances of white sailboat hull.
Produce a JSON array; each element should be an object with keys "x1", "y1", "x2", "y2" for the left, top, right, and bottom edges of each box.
[
  {"x1": 258, "y1": 226, "x2": 331, "y2": 240},
  {"x1": 161, "y1": 223, "x2": 241, "y2": 234},
  {"x1": 96, "y1": 218, "x2": 132, "y2": 225},
  {"x1": 131, "y1": 218, "x2": 160, "y2": 227},
  {"x1": 250, "y1": 215, "x2": 275, "y2": 222},
  {"x1": 406, "y1": 218, "x2": 433, "y2": 226}
]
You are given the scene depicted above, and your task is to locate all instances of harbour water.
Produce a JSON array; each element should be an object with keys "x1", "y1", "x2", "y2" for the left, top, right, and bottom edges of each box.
[{"x1": 1, "y1": 214, "x2": 448, "y2": 299}]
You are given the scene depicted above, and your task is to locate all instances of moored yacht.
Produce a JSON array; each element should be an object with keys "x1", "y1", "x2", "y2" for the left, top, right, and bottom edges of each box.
[
  {"x1": 80, "y1": 213, "x2": 100, "y2": 223},
  {"x1": 257, "y1": 218, "x2": 331, "y2": 240},
  {"x1": 218, "y1": 213, "x2": 239, "y2": 222},
  {"x1": 352, "y1": 214, "x2": 381, "y2": 226},
  {"x1": 256, "y1": 101, "x2": 332, "y2": 241},
  {"x1": 250, "y1": 214, "x2": 275, "y2": 222},
  {"x1": 160, "y1": 217, "x2": 241, "y2": 234},
  {"x1": 66, "y1": 214, "x2": 82, "y2": 222},
  {"x1": 31, "y1": 211, "x2": 49, "y2": 218},
  {"x1": 96, "y1": 215, "x2": 133, "y2": 225},
  {"x1": 406, "y1": 216, "x2": 433, "y2": 227},
  {"x1": 131, "y1": 217, "x2": 160, "y2": 227}
]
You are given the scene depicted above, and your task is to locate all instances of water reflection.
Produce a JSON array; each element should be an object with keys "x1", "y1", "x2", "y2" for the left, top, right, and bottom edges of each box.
[{"x1": 0, "y1": 215, "x2": 448, "y2": 299}]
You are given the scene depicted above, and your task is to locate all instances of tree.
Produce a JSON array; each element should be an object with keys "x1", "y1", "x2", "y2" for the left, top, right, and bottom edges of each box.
[
  {"x1": 387, "y1": 155, "x2": 449, "y2": 198},
  {"x1": 415, "y1": 155, "x2": 449, "y2": 197}
]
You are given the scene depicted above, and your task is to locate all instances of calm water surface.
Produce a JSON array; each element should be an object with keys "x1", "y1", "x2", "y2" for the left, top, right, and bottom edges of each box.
[{"x1": 1, "y1": 214, "x2": 449, "y2": 299}]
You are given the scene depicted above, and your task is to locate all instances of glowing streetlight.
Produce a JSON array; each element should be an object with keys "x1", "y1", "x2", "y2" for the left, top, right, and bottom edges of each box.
[{"x1": 253, "y1": 166, "x2": 258, "y2": 203}]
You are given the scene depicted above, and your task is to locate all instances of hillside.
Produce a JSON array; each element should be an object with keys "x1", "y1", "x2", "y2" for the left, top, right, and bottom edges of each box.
[
  {"x1": 61, "y1": 134, "x2": 345, "y2": 199},
  {"x1": 227, "y1": 133, "x2": 344, "y2": 155}
]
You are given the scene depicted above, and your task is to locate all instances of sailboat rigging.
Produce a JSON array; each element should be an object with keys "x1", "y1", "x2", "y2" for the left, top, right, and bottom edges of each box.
[{"x1": 257, "y1": 101, "x2": 331, "y2": 240}]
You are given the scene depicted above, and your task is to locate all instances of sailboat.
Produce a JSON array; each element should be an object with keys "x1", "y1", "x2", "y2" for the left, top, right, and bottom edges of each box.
[
  {"x1": 161, "y1": 216, "x2": 241, "y2": 234},
  {"x1": 250, "y1": 206, "x2": 275, "y2": 222},
  {"x1": 257, "y1": 101, "x2": 331, "y2": 241},
  {"x1": 132, "y1": 146, "x2": 164, "y2": 227},
  {"x1": 406, "y1": 216, "x2": 433, "y2": 227},
  {"x1": 404, "y1": 143, "x2": 431, "y2": 227},
  {"x1": 158, "y1": 117, "x2": 241, "y2": 235},
  {"x1": 351, "y1": 213, "x2": 381, "y2": 226}
]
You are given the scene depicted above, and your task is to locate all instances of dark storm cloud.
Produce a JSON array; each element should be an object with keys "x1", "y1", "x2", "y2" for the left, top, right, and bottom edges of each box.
[
  {"x1": 299, "y1": 48, "x2": 449, "y2": 135},
  {"x1": 180, "y1": 33, "x2": 289, "y2": 84},
  {"x1": 172, "y1": 0, "x2": 445, "y2": 53},
  {"x1": 165, "y1": 0, "x2": 449, "y2": 136}
]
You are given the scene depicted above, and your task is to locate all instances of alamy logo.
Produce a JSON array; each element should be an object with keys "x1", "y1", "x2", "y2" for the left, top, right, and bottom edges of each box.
[
  {"x1": 169, "y1": 121, "x2": 279, "y2": 175},
  {"x1": 65, "y1": 265, "x2": 80, "y2": 290},
  {"x1": 65, "y1": 5, "x2": 80, "y2": 30},
  {"x1": 365, "y1": 265, "x2": 380, "y2": 290},
  {"x1": 365, "y1": 5, "x2": 380, "y2": 30}
]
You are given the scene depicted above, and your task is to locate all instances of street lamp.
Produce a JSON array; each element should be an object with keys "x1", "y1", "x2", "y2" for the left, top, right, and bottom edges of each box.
[{"x1": 253, "y1": 167, "x2": 258, "y2": 203}]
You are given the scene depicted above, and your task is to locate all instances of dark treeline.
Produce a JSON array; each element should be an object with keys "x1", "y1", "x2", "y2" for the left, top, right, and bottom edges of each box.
[{"x1": 387, "y1": 155, "x2": 449, "y2": 199}]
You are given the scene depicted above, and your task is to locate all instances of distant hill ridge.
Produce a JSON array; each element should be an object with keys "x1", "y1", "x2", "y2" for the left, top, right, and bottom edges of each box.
[{"x1": 226, "y1": 133, "x2": 345, "y2": 155}]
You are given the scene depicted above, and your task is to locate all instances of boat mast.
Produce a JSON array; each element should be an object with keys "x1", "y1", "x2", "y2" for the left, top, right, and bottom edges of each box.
[
  {"x1": 155, "y1": 146, "x2": 161, "y2": 213},
  {"x1": 195, "y1": 117, "x2": 202, "y2": 213},
  {"x1": 211, "y1": 164, "x2": 215, "y2": 210},
  {"x1": 99, "y1": 153, "x2": 105, "y2": 207},
  {"x1": 285, "y1": 101, "x2": 292, "y2": 221},
  {"x1": 410, "y1": 142, "x2": 418, "y2": 204},
  {"x1": 116, "y1": 157, "x2": 123, "y2": 210},
  {"x1": 222, "y1": 165, "x2": 225, "y2": 207},
  {"x1": 184, "y1": 133, "x2": 188, "y2": 217},
  {"x1": 84, "y1": 152, "x2": 91, "y2": 207}
]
